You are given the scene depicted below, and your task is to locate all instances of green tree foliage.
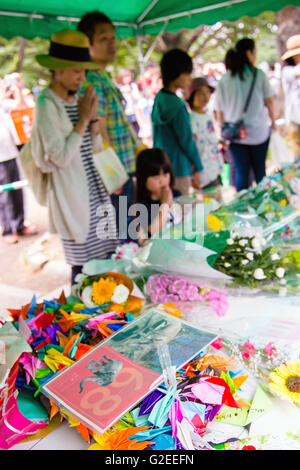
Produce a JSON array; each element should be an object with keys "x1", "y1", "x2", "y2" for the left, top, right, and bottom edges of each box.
[{"x1": 0, "y1": 11, "x2": 281, "y2": 88}]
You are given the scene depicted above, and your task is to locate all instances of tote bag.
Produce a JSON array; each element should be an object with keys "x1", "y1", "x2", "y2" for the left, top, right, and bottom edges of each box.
[
  {"x1": 19, "y1": 141, "x2": 50, "y2": 207},
  {"x1": 93, "y1": 147, "x2": 129, "y2": 195}
]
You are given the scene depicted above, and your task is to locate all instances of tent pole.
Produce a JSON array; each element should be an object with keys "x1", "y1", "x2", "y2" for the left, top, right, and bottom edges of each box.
[
  {"x1": 144, "y1": 20, "x2": 168, "y2": 63},
  {"x1": 137, "y1": 0, "x2": 160, "y2": 23},
  {"x1": 140, "y1": 0, "x2": 247, "y2": 27}
]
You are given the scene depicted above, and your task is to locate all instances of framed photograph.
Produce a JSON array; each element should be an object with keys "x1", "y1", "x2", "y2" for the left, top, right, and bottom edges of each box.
[{"x1": 42, "y1": 309, "x2": 217, "y2": 434}]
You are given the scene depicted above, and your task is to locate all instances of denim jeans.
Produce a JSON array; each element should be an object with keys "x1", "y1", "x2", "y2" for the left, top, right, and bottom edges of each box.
[
  {"x1": 110, "y1": 174, "x2": 135, "y2": 243},
  {"x1": 229, "y1": 137, "x2": 270, "y2": 192}
]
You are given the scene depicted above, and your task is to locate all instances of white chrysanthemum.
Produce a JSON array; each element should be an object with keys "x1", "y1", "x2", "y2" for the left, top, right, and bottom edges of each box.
[
  {"x1": 241, "y1": 259, "x2": 249, "y2": 265},
  {"x1": 239, "y1": 239, "x2": 248, "y2": 247},
  {"x1": 224, "y1": 262, "x2": 231, "y2": 268},
  {"x1": 251, "y1": 237, "x2": 261, "y2": 249},
  {"x1": 81, "y1": 286, "x2": 98, "y2": 308},
  {"x1": 226, "y1": 238, "x2": 234, "y2": 245},
  {"x1": 253, "y1": 268, "x2": 266, "y2": 280},
  {"x1": 271, "y1": 253, "x2": 280, "y2": 261},
  {"x1": 246, "y1": 252, "x2": 254, "y2": 261},
  {"x1": 111, "y1": 284, "x2": 130, "y2": 304},
  {"x1": 275, "y1": 267, "x2": 285, "y2": 279}
]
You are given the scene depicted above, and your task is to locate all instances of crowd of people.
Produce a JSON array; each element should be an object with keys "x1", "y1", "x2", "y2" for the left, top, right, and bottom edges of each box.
[{"x1": 0, "y1": 9, "x2": 299, "y2": 287}]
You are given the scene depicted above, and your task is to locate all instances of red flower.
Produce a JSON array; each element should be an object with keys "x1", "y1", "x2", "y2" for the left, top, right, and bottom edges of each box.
[{"x1": 242, "y1": 445, "x2": 256, "y2": 450}]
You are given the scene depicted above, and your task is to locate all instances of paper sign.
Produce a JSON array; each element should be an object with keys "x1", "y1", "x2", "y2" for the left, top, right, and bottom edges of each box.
[
  {"x1": 43, "y1": 309, "x2": 217, "y2": 434},
  {"x1": 43, "y1": 343, "x2": 161, "y2": 434},
  {"x1": 245, "y1": 386, "x2": 273, "y2": 425},
  {"x1": 215, "y1": 405, "x2": 249, "y2": 426},
  {"x1": 215, "y1": 386, "x2": 273, "y2": 427}
]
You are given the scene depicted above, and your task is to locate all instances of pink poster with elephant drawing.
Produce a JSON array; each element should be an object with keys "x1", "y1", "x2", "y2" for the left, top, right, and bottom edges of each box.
[
  {"x1": 43, "y1": 309, "x2": 216, "y2": 434},
  {"x1": 43, "y1": 343, "x2": 162, "y2": 434}
]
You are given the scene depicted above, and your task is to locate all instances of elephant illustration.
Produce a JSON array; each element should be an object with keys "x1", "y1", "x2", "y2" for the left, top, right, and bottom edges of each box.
[{"x1": 79, "y1": 355, "x2": 123, "y2": 393}]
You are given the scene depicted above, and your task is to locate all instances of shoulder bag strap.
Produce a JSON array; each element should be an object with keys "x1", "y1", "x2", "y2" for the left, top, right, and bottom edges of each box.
[{"x1": 242, "y1": 67, "x2": 258, "y2": 117}]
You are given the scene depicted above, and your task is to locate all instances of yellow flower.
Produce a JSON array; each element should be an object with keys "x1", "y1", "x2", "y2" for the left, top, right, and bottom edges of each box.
[
  {"x1": 207, "y1": 214, "x2": 223, "y2": 231},
  {"x1": 91, "y1": 277, "x2": 118, "y2": 305},
  {"x1": 161, "y1": 303, "x2": 182, "y2": 318},
  {"x1": 269, "y1": 360, "x2": 300, "y2": 405},
  {"x1": 279, "y1": 199, "x2": 287, "y2": 206}
]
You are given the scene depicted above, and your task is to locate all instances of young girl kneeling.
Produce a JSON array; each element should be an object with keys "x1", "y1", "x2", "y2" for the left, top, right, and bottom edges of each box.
[{"x1": 135, "y1": 148, "x2": 181, "y2": 244}]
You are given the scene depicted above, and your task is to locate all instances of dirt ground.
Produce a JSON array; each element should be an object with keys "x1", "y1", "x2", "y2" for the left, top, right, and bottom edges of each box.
[{"x1": 0, "y1": 186, "x2": 70, "y2": 312}]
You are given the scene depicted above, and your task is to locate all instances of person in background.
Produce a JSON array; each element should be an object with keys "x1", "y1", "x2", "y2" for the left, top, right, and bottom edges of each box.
[
  {"x1": 24, "y1": 29, "x2": 118, "y2": 285},
  {"x1": 0, "y1": 78, "x2": 37, "y2": 244},
  {"x1": 116, "y1": 68, "x2": 141, "y2": 135},
  {"x1": 77, "y1": 11, "x2": 145, "y2": 241},
  {"x1": 151, "y1": 48, "x2": 203, "y2": 196},
  {"x1": 135, "y1": 147, "x2": 181, "y2": 243},
  {"x1": 0, "y1": 103, "x2": 37, "y2": 244},
  {"x1": 215, "y1": 38, "x2": 275, "y2": 192},
  {"x1": 186, "y1": 77, "x2": 224, "y2": 200},
  {"x1": 281, "y1": 35, "x2": 300, "y2": 159},
  {"x1": 268, "y1": 63, "x2": 281, "y2": 97}
]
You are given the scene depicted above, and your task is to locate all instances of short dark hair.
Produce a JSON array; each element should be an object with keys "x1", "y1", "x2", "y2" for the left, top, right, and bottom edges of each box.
[
  {"x1": 135, "y1": 148, "x2": 175, "y2": 202},
  {"x1": 160, "y1": 48, "x2": 193, "y2": 88},
  {"x1": 77, "y1": 11, "x2": 114, "y2": 44}
]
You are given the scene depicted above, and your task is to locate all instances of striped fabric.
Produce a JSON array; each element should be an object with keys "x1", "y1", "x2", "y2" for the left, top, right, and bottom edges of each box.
[
  {"x1": 61, "y1": 102, "x2": 119, "y2": 266},
  {"x1": 82, "y1": 70, "x2": 137, "y2": 174}
]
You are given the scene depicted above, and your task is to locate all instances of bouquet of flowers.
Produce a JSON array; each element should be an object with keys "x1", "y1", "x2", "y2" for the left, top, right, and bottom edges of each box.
[
  {"x1": 145, "y1": 274, "x2": 229, "y2": 317},
  {"x1": 79, "y1": 272, "x2": 143, "y2": 314},
  {"x1": 211, "y1": 232, "x2": 289, "y2": 289}
]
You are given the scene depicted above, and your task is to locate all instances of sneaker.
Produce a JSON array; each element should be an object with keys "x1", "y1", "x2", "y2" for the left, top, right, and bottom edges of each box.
[{"x1": 18, "y1": 224, "x2": 38, "y2": 236}]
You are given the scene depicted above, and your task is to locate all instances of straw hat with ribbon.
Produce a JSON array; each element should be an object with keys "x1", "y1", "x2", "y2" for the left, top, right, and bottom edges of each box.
[
  {"x1": 281, "y1": 34, "x2": 300, "y2": 62},
  {"x1": 36, "y1": 29, "x2": 99, "y2": 70}
]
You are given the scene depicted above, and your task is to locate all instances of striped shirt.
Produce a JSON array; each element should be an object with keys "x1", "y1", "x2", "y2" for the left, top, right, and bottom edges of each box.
[
  {"x1": 61, "y1": 102, "x2": 118, "y2": 266},
  {"x1": 82, "y1": 70, "x2": 137, "y2": 174}
]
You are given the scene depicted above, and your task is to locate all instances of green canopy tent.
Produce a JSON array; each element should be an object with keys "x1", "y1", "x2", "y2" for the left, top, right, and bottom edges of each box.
[
  {"x1": 0, "y1": 0, "x2": 300, "y2": 39},
  {"x1": 0, "y1": 0, "x2": 300, "y2": 73}
]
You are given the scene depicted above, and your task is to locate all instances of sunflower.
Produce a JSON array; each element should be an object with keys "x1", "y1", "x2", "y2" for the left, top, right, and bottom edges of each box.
[
  {"x1": 269, "y1": 360, "x2": 300, "y2": 405},
  {"x1": 91, "y1": 277, "x2": 118, "y2": 305}
]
